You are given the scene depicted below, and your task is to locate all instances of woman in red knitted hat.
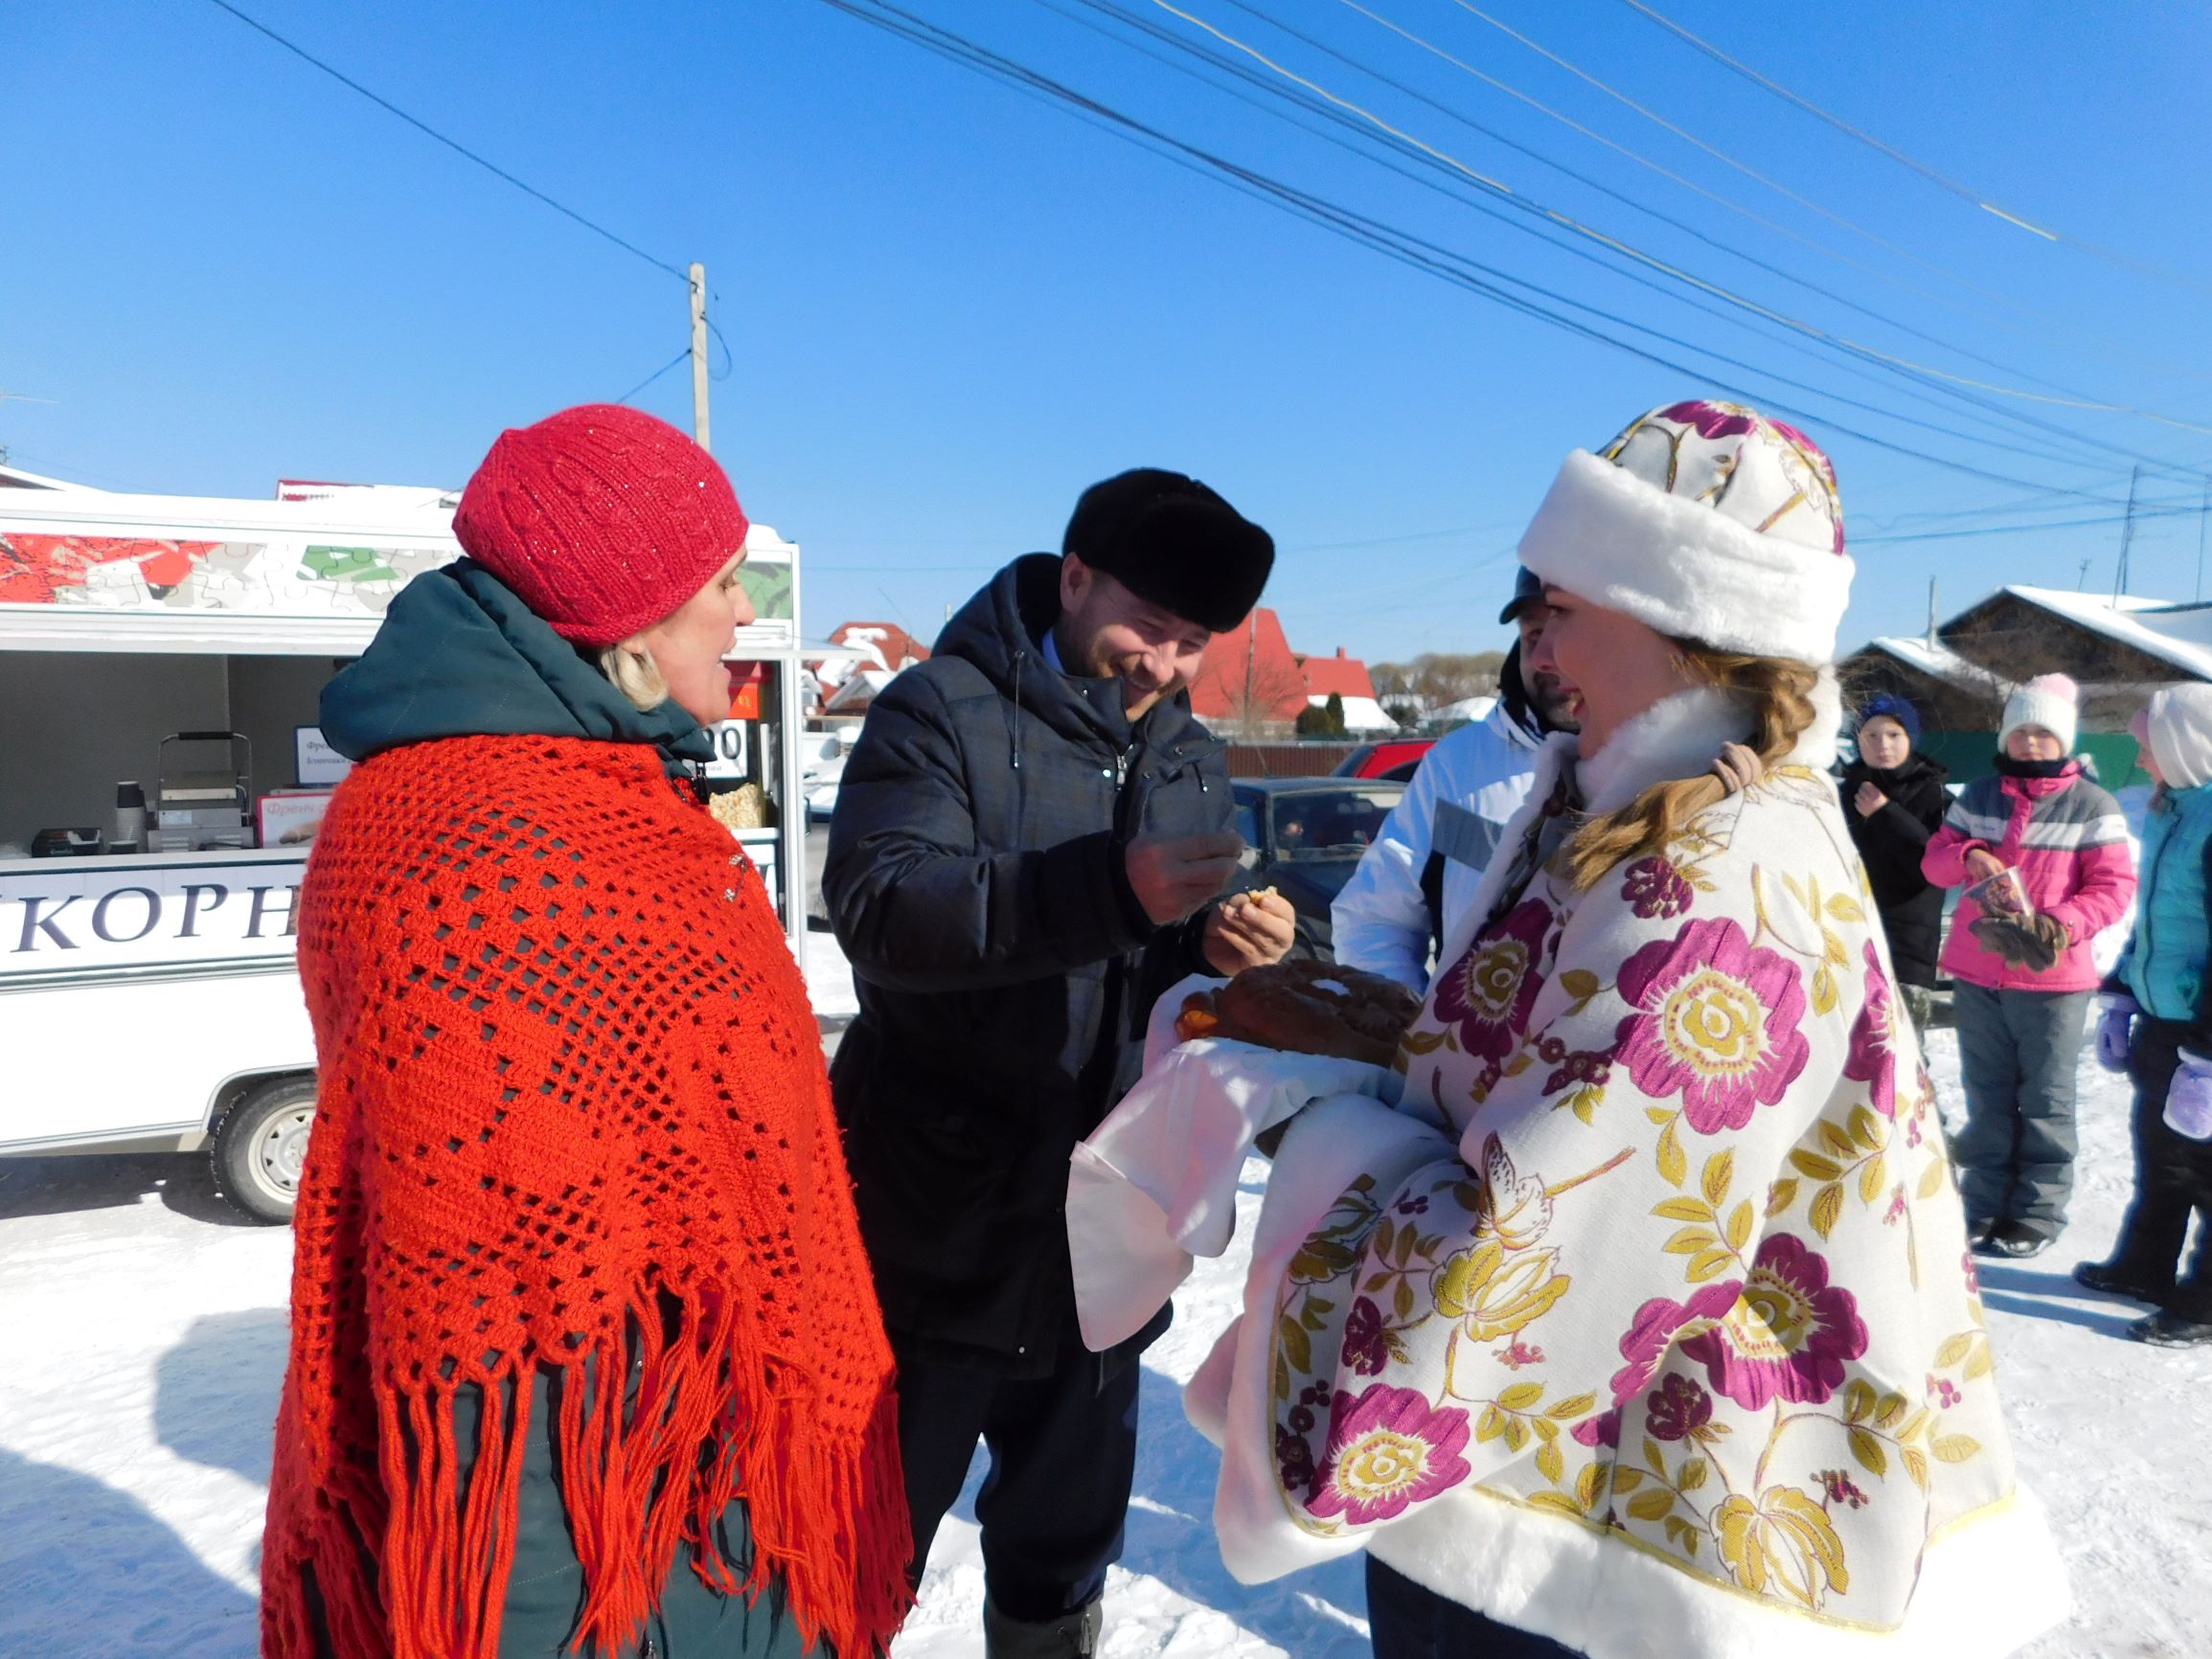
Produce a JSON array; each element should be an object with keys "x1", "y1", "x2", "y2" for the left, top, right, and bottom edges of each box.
[{"x1": 262, "y1": 405, "x2": 910, "y2": 1659}]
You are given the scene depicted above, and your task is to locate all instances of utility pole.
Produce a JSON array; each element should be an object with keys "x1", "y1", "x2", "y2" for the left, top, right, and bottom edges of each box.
[
  {"x1": 2113, "y1": 463, "x2": 2140, "y2": 602},
  {"x1": 1243, "y1": 620, "x2": 1259, "y2": 739},
  {"x1": 2197, "y1": 474, "x2": 2210, "y2": 602},
  {"x1": 688, "y1": 262, "x2": 711, "y2": 453},
  {"x1": 1926, "y1": 578, "x2": 1939, "y2": 647}
]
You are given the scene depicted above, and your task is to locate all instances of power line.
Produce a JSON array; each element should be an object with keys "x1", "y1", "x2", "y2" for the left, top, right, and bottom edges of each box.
[
  {"x1": 1321, "y1": 0, "x2": 1940, "y2": 305},
  {"x1": 1437, "y1": 0, "x2": 2029, "y2": 308},
  {"x1": 1853, "y1": 502, "x2": 2203, "y2": 546},
  {"x1": 616, "y1": 348, "x2": 693, "y2": 405},
  {"x1": 1315, "y1": 0, "x2": 2202, "y2": 431},
  {"x1": 810, "y1": 0, "x2": 2148, "y2": 508},
  {"x1": 1046, "y1": 0, "x2": 2146, "y2": 481},
  {"x1": 1436, "y1": 0, "x2": 2212, "y2": 392},
  {"x1": 1167, "y1": 0, "x2": 2201, "y2": 480},
  {"x1": 1138, "y1": 0, "x2": 2212, "y2": 442},
  {"x1": 201, "y1": 0, "x2": 690, "y2": 284},
  {"x1": 202, "y1": 2, "x2": 740, "y2": 425},
  {"x1": 1615, "y1": 0, "x2": 2212, "y2": 300},
  {"x1": 1421, "y1": 0, "x2": 2212, "y2": 398}
]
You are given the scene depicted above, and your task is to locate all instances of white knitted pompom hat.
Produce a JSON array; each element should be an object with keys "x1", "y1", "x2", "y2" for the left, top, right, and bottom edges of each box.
[
  {"x1": 1516, "y1": 399, "x2": 1853, "y2": 665},
  {"x1": 2000, "y1": 673, "x2": 2081, "y2": 754}
]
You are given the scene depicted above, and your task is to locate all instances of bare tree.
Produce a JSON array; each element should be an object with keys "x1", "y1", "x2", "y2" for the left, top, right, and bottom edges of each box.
[{"x1": 1370, "y1": 651, "x2": 1507, "y2": 721}]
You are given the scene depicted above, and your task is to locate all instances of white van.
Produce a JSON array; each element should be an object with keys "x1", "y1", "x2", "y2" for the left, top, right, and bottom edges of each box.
[{"x1": 0, "y1": 467, "x2": 810, "y2": 1221}]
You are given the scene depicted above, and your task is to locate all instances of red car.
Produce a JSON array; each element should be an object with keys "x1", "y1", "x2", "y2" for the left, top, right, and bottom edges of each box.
[{"x1": 1332, "y1": 739, "x2": 1435, "y2": 783}]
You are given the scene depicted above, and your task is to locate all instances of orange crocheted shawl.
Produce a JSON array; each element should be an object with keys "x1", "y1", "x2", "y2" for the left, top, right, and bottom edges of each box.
[{"x1": 262, "y1": 735, "x2": 909, "y2": 1659}]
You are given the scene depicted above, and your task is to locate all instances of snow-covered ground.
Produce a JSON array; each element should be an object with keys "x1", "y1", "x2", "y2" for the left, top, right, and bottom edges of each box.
[{"x1": 2, "y1": 950, "x2": 2207, "y2": 1657}]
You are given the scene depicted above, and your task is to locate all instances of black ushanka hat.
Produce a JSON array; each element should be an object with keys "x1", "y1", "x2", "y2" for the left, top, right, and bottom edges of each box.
[{"x1": 1061, "y1": 467, "x2": 1275, "y2": 634}]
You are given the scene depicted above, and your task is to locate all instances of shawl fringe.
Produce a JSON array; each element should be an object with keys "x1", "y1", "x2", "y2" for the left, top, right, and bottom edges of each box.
[{"x1": 265, "y1": 1277, "x2": 911, "y2": 1659}]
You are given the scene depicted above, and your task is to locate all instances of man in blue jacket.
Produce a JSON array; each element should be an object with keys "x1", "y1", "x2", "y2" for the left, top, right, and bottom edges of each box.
[{"x1": 825, "y1": 469, "x2": 1294, "y2": 1656}]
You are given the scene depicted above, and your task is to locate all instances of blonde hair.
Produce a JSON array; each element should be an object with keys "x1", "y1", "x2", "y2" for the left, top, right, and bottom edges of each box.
[
  {"x1": 598, "y1": 644, "x2": 671, "y2": 712},
  {"x1": 1563, "y1": 647, "x2": 1820, "y2": 891}
]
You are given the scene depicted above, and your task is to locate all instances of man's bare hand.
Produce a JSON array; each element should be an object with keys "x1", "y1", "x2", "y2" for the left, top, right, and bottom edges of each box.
[
  {"x1": 1854, "y1": 782, "x2": 1889, "y2": 818},
  {"x1": 1202, "y1": 889, "x2": 1297, "y2": 975},
  {"x1": 1712, "y1": 742, "x2": 1765, "y2": 794},
  {"x1": 1126, "y1": 830, "x2": 1245, "y2": 925}
]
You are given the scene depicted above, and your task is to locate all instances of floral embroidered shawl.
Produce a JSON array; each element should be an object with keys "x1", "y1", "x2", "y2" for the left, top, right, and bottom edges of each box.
[{"x1": 1194, "y1": 693, "x2": 2064, "y2": 1649}]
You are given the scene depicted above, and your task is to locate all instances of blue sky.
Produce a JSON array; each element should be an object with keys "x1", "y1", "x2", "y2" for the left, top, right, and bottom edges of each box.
[{"x1": 7, "y1": 0, "x2": 2211, "y2": 666}]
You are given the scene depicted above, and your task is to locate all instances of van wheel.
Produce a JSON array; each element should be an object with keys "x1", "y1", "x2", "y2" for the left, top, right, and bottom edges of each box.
[{"x1": 210, "y1": 1075, "x2": 318, "y2": 1224}]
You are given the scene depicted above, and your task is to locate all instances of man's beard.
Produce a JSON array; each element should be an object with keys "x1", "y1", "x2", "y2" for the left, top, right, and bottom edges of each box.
[{"x1": 1528, "y1": 670, "x2": 1579, "y2": 733}]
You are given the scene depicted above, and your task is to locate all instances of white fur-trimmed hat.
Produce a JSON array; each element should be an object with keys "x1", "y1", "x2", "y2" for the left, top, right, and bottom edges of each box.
[{"x1": 1516, "y1": 399, "x2": 1853, "y2": 664}]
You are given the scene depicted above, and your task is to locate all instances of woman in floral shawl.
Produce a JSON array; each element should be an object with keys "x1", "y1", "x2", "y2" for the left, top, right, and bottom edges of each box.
[{"x1": 1156, "y1": 404, "x2": 2067, "y2": 1658}]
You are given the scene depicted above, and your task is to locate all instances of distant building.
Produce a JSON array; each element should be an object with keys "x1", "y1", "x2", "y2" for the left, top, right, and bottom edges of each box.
[
  {"x1": 1189, "y1": 608, "x2": 1310, "y2": 736},
  {"x1": 1294, "y1": 646, "x2": 1397, "y2": 734},
  {"x1": 1844, "y1": 582, "x2": 2211, "y2": 781},
  {"x1": 810, "y1": 620, "x2": 930, "y2": 716}
]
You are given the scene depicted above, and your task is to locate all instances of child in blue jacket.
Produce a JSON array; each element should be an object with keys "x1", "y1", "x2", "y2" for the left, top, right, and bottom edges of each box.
[{"x1": 2078, "y1": 684, "x2": 2212, "y2": 1347}]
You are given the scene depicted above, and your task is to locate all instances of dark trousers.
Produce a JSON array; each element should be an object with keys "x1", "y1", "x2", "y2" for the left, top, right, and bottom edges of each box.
[
  {"x1": 896, "y1": 1340, "x2": 1139, "y2": 1625},
  {"x1": 1365, "y1": 1558, "x2": 1584, "y2": 1658},
  {"x1": 1952, "y1": 983, "x2": 2092, "y2": 1236},
  {"x1": 305, "y1": 1368, "x2": 821, "y2": 1659},
  {"x1": 2107, "y1": 1018, "x2": 2212, "y2": 1321}
]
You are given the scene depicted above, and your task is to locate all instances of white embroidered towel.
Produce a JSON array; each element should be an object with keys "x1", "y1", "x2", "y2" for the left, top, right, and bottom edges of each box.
[{"x1": 1068, "y1": 973, "x2": 1394, "y2": 1351}]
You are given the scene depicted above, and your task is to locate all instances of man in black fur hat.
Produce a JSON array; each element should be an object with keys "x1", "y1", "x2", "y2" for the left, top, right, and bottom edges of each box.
[{"x1": 825, "y1": 467, "x2": 1291, "y2": 1657}]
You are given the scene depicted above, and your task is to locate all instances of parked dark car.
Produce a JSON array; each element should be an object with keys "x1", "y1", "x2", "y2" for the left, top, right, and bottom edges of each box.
[
  {"x1": 1227, "y1": 776, "x2": 1406, "y2": 958},
  {"x1": 1332, "y1": 739, "x2": 1434, "y2": 783}
]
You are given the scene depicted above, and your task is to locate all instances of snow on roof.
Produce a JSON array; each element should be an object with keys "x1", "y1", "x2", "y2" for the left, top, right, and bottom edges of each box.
[
  {"x1": 1855, "y1": 635, "x2": 2007, "y2": 690},
  {"x1": 823, "y1": 668, "x2": 899, "y2": 713},
  {"x1": 824, "y1": 619, "x2": 929, "y2": 675},
  {"x1": 1436, "y1": 694, "x2": 1496, "y2": 724},
  {"x1": 1995, "y1": 584, "x2": 2212, "y2": 681},
  {"x1": 1298, "y1": 650, "x2": 1379, "y2": 701},
  {"x1": 1307, "y1": 693, "x2": 1399, "y2": 733},
  {"x1": 0, "y1": 463, "x2": 89, "y2": 491}
]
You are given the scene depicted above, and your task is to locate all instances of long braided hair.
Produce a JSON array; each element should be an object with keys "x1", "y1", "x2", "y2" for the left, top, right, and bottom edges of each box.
[{"x1": 1563, "y1": 646, "x2": 1822, "y2": 891}]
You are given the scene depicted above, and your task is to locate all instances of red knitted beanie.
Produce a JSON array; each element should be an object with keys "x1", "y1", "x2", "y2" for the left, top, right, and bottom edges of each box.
[{"x1": 452, "y1": 403, "x2": 750, "y2": 648}]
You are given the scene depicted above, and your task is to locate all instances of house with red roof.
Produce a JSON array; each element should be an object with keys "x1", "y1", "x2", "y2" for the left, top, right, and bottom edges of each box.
[
  {"x1": 1188, "y1": 607, "x2": 1310, "y2": 736},
  {"x1": 1295, "y1": 646, "x2": 1397, "y2": 733},
  {"x1": 812, "y1": 620, "x2": 930, "y2": 716}
]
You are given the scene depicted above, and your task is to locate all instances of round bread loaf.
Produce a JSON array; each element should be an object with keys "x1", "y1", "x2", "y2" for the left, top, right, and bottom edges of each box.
[{"x1": 1179, "y1": 959, "x2": 1419, "y2": 1068}]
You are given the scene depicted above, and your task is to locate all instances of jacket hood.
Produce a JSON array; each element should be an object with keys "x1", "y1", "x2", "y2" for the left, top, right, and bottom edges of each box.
[
  {"x1": 319, "y1": 558, "x2": 714, "y2": 774},
  {"x1": 2147, "y1": 683, "x2": 2212, "y2": 790},
  {"x1": 937, "y1": 554, "x2": 1208, "y2": 756}
]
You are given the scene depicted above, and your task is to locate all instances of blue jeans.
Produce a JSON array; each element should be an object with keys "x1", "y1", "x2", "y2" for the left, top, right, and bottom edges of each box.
[{"x1": 1365, "y1": 1557, "x2": 1584, "y2": 1658}]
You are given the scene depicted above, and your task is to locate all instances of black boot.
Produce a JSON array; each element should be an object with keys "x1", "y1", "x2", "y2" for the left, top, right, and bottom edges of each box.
[
  {"x1": 984, "y1": 1598, "x2": 1103, "y2": 1659},
  {"x1": 1975, "y1": 1219, "x2": 2051, "y2": 1260},
  {"x1": 2073, "y1": 1260, "x2": 2168, "y2": 1303},
  {"x1": 2131, "y1": 1310, "x2": 2212, "y2": 1348}
]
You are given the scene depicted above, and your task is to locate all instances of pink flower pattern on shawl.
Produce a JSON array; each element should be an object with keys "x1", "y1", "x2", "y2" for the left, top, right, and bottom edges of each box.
[
  {"x1": 1678, "y1": 1234, "x2": 1870, "y2": 1411},
  {"x1": 1433, "y1": 898, "x2": 1553, "y2": 1062},
  {"x1": 1843, "y1": 940, "x2": 1900, "y2": 1119},
  {"x1": 1306, "y1": 1385, "x2": 1472, "y2": 1526},
  {"x1": 1615, "y1": 917, "x2": 1810, "y2": 1134}
]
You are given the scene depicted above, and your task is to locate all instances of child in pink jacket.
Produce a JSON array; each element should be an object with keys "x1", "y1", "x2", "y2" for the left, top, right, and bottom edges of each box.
[{"x1": 1925, "y1": 674, "x2": 2138, "y2": 1258}]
